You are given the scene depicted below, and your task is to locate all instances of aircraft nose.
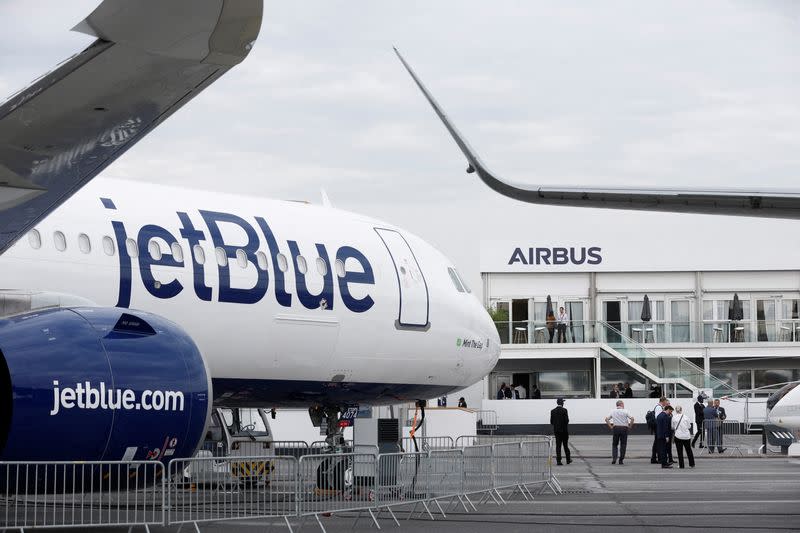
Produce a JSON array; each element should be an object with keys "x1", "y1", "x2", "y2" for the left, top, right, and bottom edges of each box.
[{"x1": 478, "y1": 304, "x2": 501, "y2": 371}]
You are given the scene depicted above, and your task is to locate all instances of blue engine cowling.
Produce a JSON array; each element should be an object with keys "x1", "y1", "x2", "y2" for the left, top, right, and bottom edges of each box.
[{"x1": 0, "y1": 307, "x2": 210, "y2": 463}]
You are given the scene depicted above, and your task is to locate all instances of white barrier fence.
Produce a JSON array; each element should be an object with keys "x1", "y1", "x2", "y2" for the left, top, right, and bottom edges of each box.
[
  {"x1": 0, "y1": 461, "x2": 164, "y2": 530},
  {"x1": 0, "y1": 437, "x2": 555, "y2": 532}
]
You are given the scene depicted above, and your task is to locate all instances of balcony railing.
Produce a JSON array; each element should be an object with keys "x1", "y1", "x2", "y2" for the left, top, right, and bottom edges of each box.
[{"x1": 495, "y1": 319, "x2": 800, "y2": 345}]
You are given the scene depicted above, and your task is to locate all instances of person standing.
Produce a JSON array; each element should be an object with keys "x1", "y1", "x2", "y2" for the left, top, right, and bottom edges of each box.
[
  {"x1": 457, "y1": 397, "x2": 467, "y2": 408},
  {"x1": 496, "y1": 383, "x2": 507, "y2": 400},
  {"x1": 605, "y1": 400, "x2": 634, "y2": 465},
  {"x1": 550, "y1": 398, "x2": 571, "y2": 465},
  {"x1": 649, "y1": 397, "x2": 668, "y2": 464},
  {"x1": 656, "y1": 405, "x2": 674, "y2": 468},
  {"x1": 714, "y1": 398, "x2": 727, "y2": 452},
  {"x1": 556, "y1": 307, "x2": 569, "y2": 343},
  {"x1": 504, "y1": 385, "x2": 513, "y2": 399},
  {"x1": 609, "y1": 384, "x2": 620, "y2": 398},
  {"x1": 546, "y1": 308, "x2": 556, "y2": 343},
  {"x1": 703, "y1": 399, "x2": 725, "y2": 453},
  {"x1": 622, "y1": 382, "x2": 634, "y2": 398},
  {"x1": 692, "y1": 394, "x2": 706, "y2": 448},
  {"x1": 671, "y1": 406, "x2": 695, "y2": 468},
  {"x1": 514, "y1": 383, "x2": 527, "y2": 399},
  {"x1": 531, "y1": 384, "x2": 542, "y2": 399}
]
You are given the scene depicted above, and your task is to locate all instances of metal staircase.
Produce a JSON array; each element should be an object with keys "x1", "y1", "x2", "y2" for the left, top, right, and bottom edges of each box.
[{"x1": 597, "y1": 321, "x2": 737, "y2": 397}]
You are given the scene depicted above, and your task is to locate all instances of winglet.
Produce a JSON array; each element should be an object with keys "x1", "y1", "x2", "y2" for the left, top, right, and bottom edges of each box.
[{"x1": 393, "y1": 47, "x2": 489, "y2": 178}]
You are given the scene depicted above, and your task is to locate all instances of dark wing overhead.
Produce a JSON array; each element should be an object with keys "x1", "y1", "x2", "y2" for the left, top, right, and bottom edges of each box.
[
  {"x1": 393, "y1": 47, "x2": 800, "y2": 220},
  {"x1": 0, "y1": 0, "x2": 263, "y2": 254}
]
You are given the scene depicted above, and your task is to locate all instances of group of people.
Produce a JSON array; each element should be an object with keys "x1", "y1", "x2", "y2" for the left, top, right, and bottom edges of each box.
[
  {"x1": 545, "y1": 306, "x2": 571, "y2": 343},
  {"x1": 648, "y1": 394, "x2": 727, "y2": 468},
  {"x1": 608, "y1": 382, "x2": 634, "y2": 398},
  {"x1": 496, "y1": 382, "x2": 541, "y2": 400},
  {"x1": 547, "y1": 394, "x2": 728, "y2": 469}
]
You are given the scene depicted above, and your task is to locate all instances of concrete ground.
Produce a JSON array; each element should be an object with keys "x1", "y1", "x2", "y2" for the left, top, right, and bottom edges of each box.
[
  {"x1": 19, "y1": 435, "x2": 797, "y2": 532},
  {"x1": 153, "y1": 435, "x2": 799, "y2": 533}
]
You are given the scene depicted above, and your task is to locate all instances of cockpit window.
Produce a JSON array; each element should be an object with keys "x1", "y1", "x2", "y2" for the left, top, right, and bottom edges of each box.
[
  {"x1": 455, "y1": 269, "x2": 471, "y2": 293},
  {"x1": 447, "y1": 267, "x2": 465, "y2": 293}
]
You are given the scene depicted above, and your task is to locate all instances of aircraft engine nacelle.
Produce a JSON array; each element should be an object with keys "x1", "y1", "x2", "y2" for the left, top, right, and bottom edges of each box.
[{"x1": 0, "y1": 307, "x2": 210, "y2": 464}]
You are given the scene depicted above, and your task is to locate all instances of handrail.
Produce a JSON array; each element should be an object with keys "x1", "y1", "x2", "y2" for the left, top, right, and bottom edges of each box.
[{"x1": 597, "y1": 320, "x2": 738, "y2": 396}]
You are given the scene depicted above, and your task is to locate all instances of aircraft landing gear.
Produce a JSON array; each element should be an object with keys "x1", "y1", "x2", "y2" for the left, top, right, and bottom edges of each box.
[{"x1": 308, "y1": 405, "x2": 355, "y2": 494}]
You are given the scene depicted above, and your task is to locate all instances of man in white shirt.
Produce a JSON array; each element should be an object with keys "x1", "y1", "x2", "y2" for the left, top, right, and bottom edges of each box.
[
  {"x1": 605, "y1": 400, "x2": 635, "y2": 465},
  {"x1": 514, "y1": 383, "x2": 527, "y2": 399},
  {"x1": 556, "y1": 306, "x2": 569, "y2": 343}
]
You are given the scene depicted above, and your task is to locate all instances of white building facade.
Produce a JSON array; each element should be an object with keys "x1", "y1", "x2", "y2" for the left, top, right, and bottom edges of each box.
[{"x1": 477, "y1": 230, "x2": 800, "y2": 409}]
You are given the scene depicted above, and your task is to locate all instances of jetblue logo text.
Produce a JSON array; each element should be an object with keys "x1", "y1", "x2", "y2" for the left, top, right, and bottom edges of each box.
[
  {"x1": 50, "y1": 380, "x2": 184, "y2": 416},
  {"x1": 107, "y1": 202, "x2": 375, "y2": 313},
  {"x1": 508, "y1": 247, "x2": 602, "y2": 266}
]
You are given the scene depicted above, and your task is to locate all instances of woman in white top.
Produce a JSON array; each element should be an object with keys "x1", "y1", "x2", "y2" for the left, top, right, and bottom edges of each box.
[{"x1": 671, "y1": 405, "x2": 696, "y2": 468}]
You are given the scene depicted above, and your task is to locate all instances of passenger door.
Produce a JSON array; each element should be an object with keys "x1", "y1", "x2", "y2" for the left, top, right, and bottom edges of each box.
[{"x1": 374, "y1": 228, "x2": 429, "y2": 329}]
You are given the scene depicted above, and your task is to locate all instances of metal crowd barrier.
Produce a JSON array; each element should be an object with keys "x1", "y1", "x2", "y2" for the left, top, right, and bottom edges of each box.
[
  {"x1": 400, "y1": 436, "x2": 454, "y2": 452},
  {"x1": 0, "y1": 461, "x2": 164, "y2": 531},
  {"x1": 0, "y1": 436, "x2": 556, "y2": 532},
  {"x1": 168, "y1": 454, "x2": 297, "y2": 530},
  {"x1": 702, "y1": 420, "x2": 747, "y2": 456},
  {"x1": 296, "y1": 453, "x2": 379, "y2": 532}
]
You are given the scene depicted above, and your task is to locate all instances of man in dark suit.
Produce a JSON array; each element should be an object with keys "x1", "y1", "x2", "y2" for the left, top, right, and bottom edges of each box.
[
  {"x1": 550, "y1": 398, "x2": 571, "y2": 465},
  {"x1": 713, "y1": 399, "x2": 727, "y2": 452},
  {"x1": 692, "y1": 394, "x2": 706, "y2": 448},
  {"x1": 656, "y1": 405, "x2": 674, "y2": 468},
  {"x1": 622, "y1": 383, "x2": 634, "y2": 398}
]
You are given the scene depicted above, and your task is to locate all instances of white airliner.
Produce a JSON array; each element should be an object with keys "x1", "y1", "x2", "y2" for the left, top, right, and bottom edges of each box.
[
  {"x1": 0, "y1": 2, "x2": 499, "y2": 464},
  {"x1": 394, "y1": 48, "x2": 800, "y2": 452}
]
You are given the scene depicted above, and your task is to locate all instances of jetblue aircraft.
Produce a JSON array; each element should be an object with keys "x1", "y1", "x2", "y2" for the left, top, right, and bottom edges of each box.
[
  {"x1": 0, "y1": 2, "x2": 499, "y2": 465},
  {"x1": 395, "y1": 48, "x2": 800, "y2": 452}
]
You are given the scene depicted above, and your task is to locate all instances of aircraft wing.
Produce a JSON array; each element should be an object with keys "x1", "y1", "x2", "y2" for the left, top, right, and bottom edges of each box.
[
  {"x1": 0, "y1": 0, "x2": 263, "y2": 254},
  {"x1": 394, "y1": 48, "x2": 800, "y2": 220}
]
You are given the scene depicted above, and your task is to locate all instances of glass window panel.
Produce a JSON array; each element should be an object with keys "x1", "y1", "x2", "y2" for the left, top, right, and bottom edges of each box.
[
  {"x1": 754, "y1": 369, "x2": 795, "y2": 389},
  {"x1": 316, "y1": 257, "x2": 327, "y2": 276},
  {"x1": 215, "y1": 247, "x2": 227, "y2": 267},
  {"x1": 781, "y1": 299, "x2": 799, "y2": 319},
  {"x1": 296, "y1": 255, "x2": 307, "y2": 274},
  {"x1": 54, "y1": 231, "x2": 66, "y2": 252},
  {"x1": 125, "y1": 238, "x2": 138, "y2": 258},
  {"x1": 193, "y1": 245, "x2": 205, "y2": 265},
  {"x1": 256, "y1": 251, "x2": 268, "y2": 270},
  {"x1": 236, "y1": 248, "x2": 247, "y2": 269},
  {"x1": 447, "y1": 267, "x2": 464, "y2": 292},
  {"x1": 628, "y1": 301, "x2": 643, "y2": 321},
  {"x1": 28, "y1": 229, "x2": 41, "y2": 250},
  {"x1": 736, "y1": 370, "x2": 751, "y2": 390},
  {"x1": 78, "y1": 233, "x2": 91, "y2": 254},
  {"x1": 454, "y1": 269, "x2": 471, "y2": 293},
  {"x1": 171, "y1": 242, "x2": 183, "y2": 262},
  {"x1": 102, "y1": 236, "x2": 115, "y2": 256},
  {"x1": 671, "y1": 301, "x2": 690, "y2": 322},
  {"x1": 654, "y1": 300, "x2": 665, "y2": 321},
  {"x1": 537, "y1": 371, "x2": 590, "y2": 392},
  {"x1": 277, "y1": 253, "x2": 288, "y2": 273},
  {"x1": 148, "y1": 240, "x2": 162, "y2": 260},
  {"x1": 533, "y1": 302, "x2": 546, "y2": 322}
]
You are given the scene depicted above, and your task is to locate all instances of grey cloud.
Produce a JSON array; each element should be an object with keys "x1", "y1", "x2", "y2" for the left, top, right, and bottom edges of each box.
[{"x1": 2, "y1": 0, "x2": 800, "y2": 295}]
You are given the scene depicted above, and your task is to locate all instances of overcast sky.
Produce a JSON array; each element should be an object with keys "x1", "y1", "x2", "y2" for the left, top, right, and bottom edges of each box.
[{"x1": 2, "y1": 1, "x2": 800, "y2": 295}]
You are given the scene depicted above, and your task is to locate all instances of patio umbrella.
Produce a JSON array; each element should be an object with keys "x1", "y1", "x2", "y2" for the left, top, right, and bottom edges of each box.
[
  {"x1": 641, "y1": 295, "x2": 652, "y2": 322},
  {"x1": 568, "y1": 301, "x2": 576, "y2": 342},
  {"x1": 731, "y1": 293, "x2": 744, "y2": 321},
  {"x1": 728, "y1": 293, "x2": 744, "y2": 342}
]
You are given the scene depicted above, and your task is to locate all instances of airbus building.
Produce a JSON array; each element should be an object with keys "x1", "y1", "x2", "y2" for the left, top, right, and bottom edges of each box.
[{"x1": 465, "y1": 219, "x2": 800, "y2": 427}]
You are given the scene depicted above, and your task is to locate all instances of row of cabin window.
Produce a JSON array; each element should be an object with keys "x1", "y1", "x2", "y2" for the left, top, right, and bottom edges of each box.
[{"x1": 26, "y1": 229, "x2": 345, "y2": 277}]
